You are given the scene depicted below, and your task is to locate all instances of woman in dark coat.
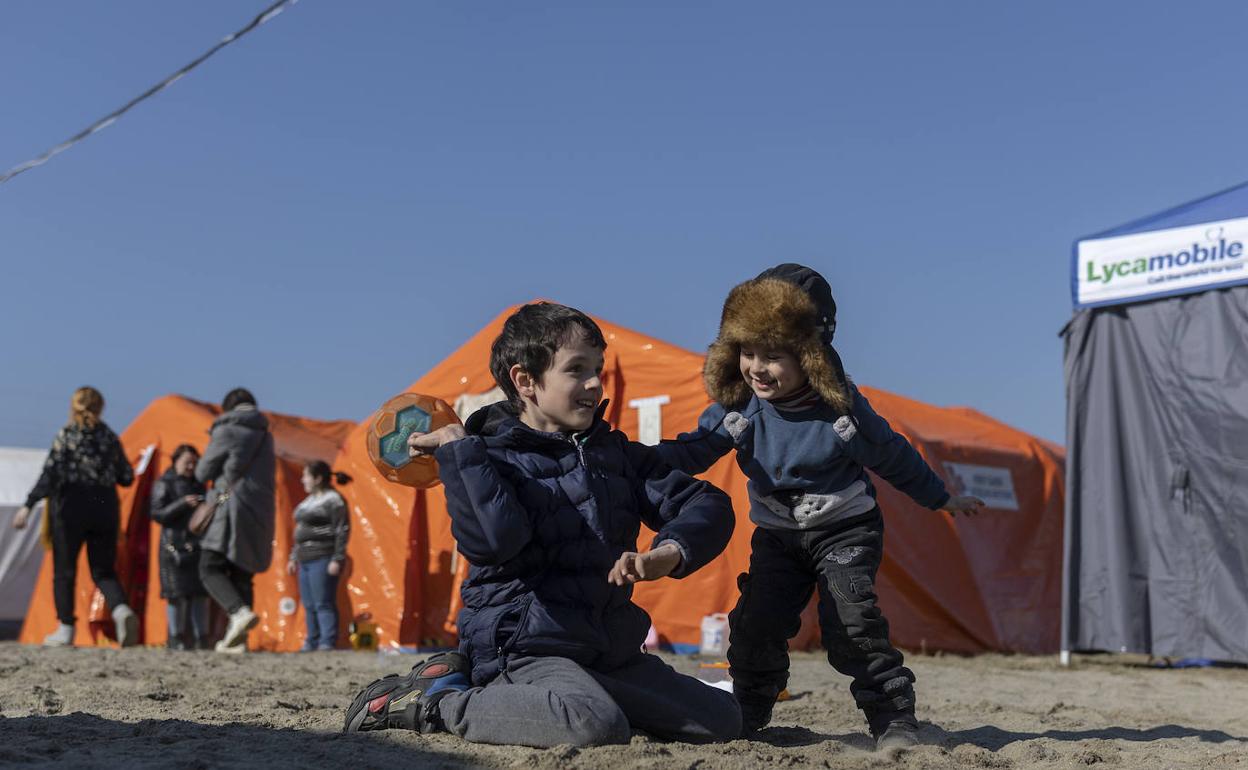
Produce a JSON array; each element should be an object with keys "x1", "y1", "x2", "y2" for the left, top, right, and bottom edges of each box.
[{"x1": 150, "y1": 444, "x2": 210, "y2": 650}]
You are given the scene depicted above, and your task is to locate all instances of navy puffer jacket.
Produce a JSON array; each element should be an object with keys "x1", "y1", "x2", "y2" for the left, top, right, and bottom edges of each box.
[{"x1": 436, "y1": 402, "x2": 735, "y2": 686}]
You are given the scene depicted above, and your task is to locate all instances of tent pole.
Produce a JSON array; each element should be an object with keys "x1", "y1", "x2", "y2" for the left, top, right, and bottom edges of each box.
[{"x1": 1058, "y1": 314, "x2": 1079, "y2": 669}]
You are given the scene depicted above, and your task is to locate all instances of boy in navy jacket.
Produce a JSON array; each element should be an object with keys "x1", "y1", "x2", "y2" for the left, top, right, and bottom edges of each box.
[
  {"x1": 655, "y1": 264, "x2": 982, "y2": 751},
  {"x1": 345, "y1": 302, "x2": 741, "y2": 747}
]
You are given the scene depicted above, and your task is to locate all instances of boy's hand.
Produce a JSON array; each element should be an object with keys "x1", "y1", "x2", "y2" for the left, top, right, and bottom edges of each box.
[
  {"x1": 607, "y1": 542, "x2": 683, "y2": 586},
  {"x1": 408, "y1": 424, "x2": 468, "y2": 458},
  {"x1": 941, "y1": 495, "x2": 985, "y2": 516},
  {"x1": 12, "y1": 505, "x2": 31, "y2": 530}
]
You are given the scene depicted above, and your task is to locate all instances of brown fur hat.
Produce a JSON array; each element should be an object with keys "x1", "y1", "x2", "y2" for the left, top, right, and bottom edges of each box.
[{"x1": 704, "y1": 277, "x2": 851, "y2": 412}]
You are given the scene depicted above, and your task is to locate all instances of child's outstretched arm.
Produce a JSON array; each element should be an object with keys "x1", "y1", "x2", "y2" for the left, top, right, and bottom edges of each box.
[
  {"x1": 620, "y1": 440, "x2": 736, "y2": 579},
  {"x1": 653, "y1": 403, "x2": 740, "y2": 475},
  {"x1": 846, "y1": 387, "x2": 983, "y2": 515},
  {"x1": 412, "y1": 426, "x2": 536, "y2": 566}
]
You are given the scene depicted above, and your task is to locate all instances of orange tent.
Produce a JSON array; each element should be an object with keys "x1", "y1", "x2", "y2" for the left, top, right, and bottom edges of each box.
[
  {"x1": 334, "y1": 306, "x2": 1065, "y2": 655},
  {"x1": 19, "y1": 395, "x2": 355, "y2": 651}
]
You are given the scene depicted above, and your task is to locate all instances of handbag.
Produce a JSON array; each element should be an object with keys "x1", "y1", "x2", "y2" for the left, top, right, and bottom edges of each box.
[{"x1": 188, "y1": 485, "x2": 231, "y2": 537}]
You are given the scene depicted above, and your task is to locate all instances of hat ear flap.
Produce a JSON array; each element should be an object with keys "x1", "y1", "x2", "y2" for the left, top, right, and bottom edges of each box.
[
  {"x1": 704, "y1": 340, "x2": 751, "y2": 409},
  {"x1": 799, "y1": 343, "x2": 852, "y2": 414}
]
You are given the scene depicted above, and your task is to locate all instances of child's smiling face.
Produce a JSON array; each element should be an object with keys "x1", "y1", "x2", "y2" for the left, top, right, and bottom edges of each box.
[
  {"x1": 515, "y1": 334, "x2": 605, "y2": 434},
  {"x1": 739, "y1": 346, "x2": 806, "y2": 401}
]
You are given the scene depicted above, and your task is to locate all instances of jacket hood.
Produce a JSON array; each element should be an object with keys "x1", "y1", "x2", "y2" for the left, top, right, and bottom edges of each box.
[
  {"x1": 211, "y1": 404, "x2": 270, "y2": 432},
  {"x1": 704, "y1": 272, "x2": 851, "y2": 413}
]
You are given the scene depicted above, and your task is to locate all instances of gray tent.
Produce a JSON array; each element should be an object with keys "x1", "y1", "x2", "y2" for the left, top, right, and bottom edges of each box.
[{"x1": 1062, "y1": 182, "x2": 1248, "y2": 662}]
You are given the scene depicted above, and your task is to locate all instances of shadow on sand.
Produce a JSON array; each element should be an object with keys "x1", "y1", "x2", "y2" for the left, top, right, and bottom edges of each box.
[
  {"x1": 0, "y1": 712, "x2": 479, "y2": 768},
  {"x1": 941, "y1": 724, "x2": 1248, "y2": 751},
  {"x1": 747, "y1": 721, "x2": 1247, "y2": 754}
]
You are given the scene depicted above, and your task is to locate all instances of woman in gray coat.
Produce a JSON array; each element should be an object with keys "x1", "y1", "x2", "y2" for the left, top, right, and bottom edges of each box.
[{"x1": 195, "y1": 387, "x2": 276, "y2": 653}]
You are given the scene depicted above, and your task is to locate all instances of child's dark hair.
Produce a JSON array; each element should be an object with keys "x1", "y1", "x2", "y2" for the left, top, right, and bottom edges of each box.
[
  {"x1": 306, "y1": 459, "x2": 352, "y2": 487},
  {"x1": 489, "y1": 303, "x2": 607, "y2": 408},
  {"x1": 170, "y1": 444, "x2": 199, "y2": 464},
  {"x1": 222, "y1": 387, "x2": 257, "y2": 412}
]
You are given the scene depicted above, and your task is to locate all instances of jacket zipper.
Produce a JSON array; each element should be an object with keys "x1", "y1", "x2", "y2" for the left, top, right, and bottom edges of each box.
[{"x1": 569, "y1": 434, "x2": 587, "y2": 468}]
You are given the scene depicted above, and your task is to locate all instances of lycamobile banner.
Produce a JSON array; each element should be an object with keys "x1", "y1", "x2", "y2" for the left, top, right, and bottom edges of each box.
[{"x1": 1074, "y1": 216, "x2": 1248, "y2": 308}]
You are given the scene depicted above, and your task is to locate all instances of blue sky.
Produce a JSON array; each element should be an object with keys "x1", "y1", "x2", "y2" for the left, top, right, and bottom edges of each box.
[{"x1": 4, "y1": 0, "x2": 1247, "y2": 448}]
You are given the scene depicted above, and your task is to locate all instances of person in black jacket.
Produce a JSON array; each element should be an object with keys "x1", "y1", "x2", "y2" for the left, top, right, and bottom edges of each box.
[
  {"x1": 344, "y1": 303, "x2": 742, "y2": 747},
  {"x1": 149, "y1": 444, "x2": 210, "y2": 650},
  {"x1": 12, "y1": 387, "x2": 139, "y2": 647}
]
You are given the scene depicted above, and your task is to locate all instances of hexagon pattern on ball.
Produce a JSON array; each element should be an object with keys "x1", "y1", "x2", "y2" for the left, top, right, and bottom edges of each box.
[
  {"x1": 379, "y1": 405, "x2": 432, "y2": 469},
  {"x1": 365, "y1": 393, "x2": 461, "y2": 488}
]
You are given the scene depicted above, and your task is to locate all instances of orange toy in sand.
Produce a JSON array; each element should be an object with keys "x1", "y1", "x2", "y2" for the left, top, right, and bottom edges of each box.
[{"x1": 365, "y1": 393, "x2": 461, "y2": 488}]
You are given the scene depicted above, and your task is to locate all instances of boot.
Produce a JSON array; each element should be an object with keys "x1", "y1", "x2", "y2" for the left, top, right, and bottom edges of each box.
[{"x1": 871, "y1": 713, "x2": 921, "y2": 753}]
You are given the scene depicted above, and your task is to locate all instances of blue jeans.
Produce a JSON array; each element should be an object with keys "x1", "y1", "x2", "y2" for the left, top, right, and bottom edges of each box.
[
  {"x1": 166, "y1": 596, "x2": 210, "y2": 642},
  {"x1": 298, "y1": 558, "x2": 340, "y2": 650}
]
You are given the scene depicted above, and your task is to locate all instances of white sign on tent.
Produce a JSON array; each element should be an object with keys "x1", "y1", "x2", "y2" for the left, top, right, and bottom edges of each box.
[{"x1": 1074, "y1": 215, "x2": 1248, "y2": 308}]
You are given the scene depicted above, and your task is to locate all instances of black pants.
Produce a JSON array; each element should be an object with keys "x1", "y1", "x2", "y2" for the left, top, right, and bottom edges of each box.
[
  {"x1": 199, "y1": 549, "x2": 254, "y2": 615},
  {"x1": 727, "y1": 510, "x2": 916, "y2": 734},
  {"x1": 50, "y1": 485, "x2": 129, "y2": 624}
]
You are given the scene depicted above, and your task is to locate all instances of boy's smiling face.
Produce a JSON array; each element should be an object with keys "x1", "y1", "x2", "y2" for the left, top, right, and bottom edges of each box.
[
  {"x1": 739, "y1": 346, "x2": 806, "y2": 401},
  {"x1": 513, "y1": 334, "x2": 605, "y2": 434}
]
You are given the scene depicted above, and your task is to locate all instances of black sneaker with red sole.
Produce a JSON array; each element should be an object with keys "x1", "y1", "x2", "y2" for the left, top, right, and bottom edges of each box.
[{"x1": 343, "y1": 651, "x2": 471, "y2": 734}]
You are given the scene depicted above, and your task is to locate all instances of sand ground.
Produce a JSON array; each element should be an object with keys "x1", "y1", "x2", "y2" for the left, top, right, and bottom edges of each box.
[{"x1": 0, "y1": 642, "x2": 1244, "y2": 769}]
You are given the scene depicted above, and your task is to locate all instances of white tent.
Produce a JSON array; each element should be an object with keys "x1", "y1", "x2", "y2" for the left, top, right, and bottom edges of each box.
[{"x1": 0, "y1": 447, "x2": 47, "y2": 637}]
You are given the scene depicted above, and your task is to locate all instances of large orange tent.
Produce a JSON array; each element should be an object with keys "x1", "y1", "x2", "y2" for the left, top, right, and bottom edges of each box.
[
  {"x1": 19, "y1": 395, "x2": 355, "y2": 651},
  {"x1": 333, "y1": 306, "x2": 1066, "y2": 655}
]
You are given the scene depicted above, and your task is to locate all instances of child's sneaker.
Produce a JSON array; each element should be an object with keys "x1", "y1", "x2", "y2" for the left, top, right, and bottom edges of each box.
[
  {"x1": 343, "y1": 652, "x2": 470, "y2": 734},
  {"x1": 874, "y1": 719, "x2": 920, "y2": 753}
]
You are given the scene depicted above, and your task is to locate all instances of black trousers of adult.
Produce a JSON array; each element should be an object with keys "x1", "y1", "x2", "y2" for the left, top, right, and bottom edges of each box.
[
  {"x1": 50, "y1": 484, "x2": 130, "y2": 625},
  {"x1": 198, "y1": 549, "x2": 254, "y2": 615},
  {"x1": 727, "y1": 509, "x2": 916, "y2": 734}
]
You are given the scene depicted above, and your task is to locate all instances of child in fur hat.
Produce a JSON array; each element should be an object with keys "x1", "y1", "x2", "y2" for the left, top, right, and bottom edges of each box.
[{"x1": 655, "y1": 263, "x2": 983, "y2": 752}]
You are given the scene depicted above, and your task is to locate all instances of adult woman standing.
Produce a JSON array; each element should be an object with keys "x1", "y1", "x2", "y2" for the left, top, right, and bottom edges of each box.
[
  {"x1": 286, "y1": 461, "x2": 351, "y2": 651},
  {"x1": 196, "y1": 387, "x2": 276, "y2": 653},
  {"x1": 11, "y1": 387, "x2": 139, "y2": 647},
  {"x1": 149, "y1": 444, "x2": 210, "y2": 650}
]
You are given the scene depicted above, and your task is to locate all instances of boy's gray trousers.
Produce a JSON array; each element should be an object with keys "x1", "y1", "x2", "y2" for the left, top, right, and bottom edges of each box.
[{"x1": 437, "y1": 652, "x2": 742, "y2": 747}]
